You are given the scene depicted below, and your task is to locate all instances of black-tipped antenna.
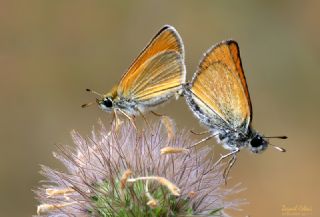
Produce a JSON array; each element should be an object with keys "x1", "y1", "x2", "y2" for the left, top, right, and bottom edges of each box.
[
  {"x1": 86, "y1": 88, "x2": 103, "y2": 97},
  {"x1": 263, "y1": 135, "x2": 287, "y2": 152},
  {"x1": 263, "y1": 136, "x2": 287, "y2": 139},
  {"x1": 81, "y1": 89, "x2": 103, "y2": 108},
  {"x1": 81, "y1": 102, "x2": 94, "y2": 108},
  {"x1": 269, "y1": 143, "x2": 286, "y2": 152}
]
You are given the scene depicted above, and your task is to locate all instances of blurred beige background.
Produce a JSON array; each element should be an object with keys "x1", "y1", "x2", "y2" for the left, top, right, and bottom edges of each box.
[{"x1": 0, "y1": 1, "x2": 319, "y2": 216}]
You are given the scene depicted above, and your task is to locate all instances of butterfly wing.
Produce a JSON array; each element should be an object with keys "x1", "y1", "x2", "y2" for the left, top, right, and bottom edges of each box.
[
  {"x1": 186, "y1": 40, "x2": 252, "y2": 133},
  {"x1": 117, "y1": 25, "x2": 185, "y2": 106}
]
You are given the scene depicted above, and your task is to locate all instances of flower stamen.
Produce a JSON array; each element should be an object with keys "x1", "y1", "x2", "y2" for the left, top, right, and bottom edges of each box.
[
  {"x1": 46, "y1": 188, "x2": 75, "y2": 197},
  {"x1": 128, "y1": 176, "x2": 181, "y2": 196},
  {"x1": 37, "y1": 202, "x2": 77, "y2": 215},
  {"x1": 145, "y1": 180, "x2": 158, "y2": 208},
  {"x1": 160, "y1": 146, "x2": 189, "y2": 155},
  {"x1": 120, "y1": 169, "x2": 132, "y2": 189}
]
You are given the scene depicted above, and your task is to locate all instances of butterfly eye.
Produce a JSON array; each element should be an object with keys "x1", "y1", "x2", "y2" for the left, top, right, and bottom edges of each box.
[
  {"x1": 250, "y1": 135, "x2": 264, "y2": 148},
  {"x1": 102, "y1": 98, "x2": 113, "y2": 108}
]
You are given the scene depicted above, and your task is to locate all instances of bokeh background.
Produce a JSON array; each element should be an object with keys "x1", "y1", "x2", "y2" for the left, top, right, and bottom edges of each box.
[{"x1": 1, "y1": 1, "x2": 319, "y2": 216}]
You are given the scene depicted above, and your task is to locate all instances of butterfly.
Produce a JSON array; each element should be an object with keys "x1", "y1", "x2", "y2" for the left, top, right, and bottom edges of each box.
[
  {"x1": 184, "y1": 40, "x2": 286, "y2": 178},
  {"x1": 82, "y1": 25, "x2": 186, "y2": 119}
]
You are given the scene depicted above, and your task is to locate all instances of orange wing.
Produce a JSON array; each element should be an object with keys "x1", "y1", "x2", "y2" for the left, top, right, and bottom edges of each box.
[
  {"x1": 117, "y1": 25, "x2": 185, "y2": 101},
  {"x1": 190, "y1": 40, "x2": 252, "y2": 131}
]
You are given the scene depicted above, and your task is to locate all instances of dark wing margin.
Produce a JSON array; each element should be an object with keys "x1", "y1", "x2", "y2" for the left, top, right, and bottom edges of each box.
[
  {"x1": 118, "y1": 25, "x2": 185, "y2": 96},
  {"x1": 188, "y1": 40, "x2": 252, "y2": 132}
]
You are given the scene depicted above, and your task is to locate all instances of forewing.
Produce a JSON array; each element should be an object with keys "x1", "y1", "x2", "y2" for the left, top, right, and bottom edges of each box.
[
  {"x1": 118, "y1": 25, "x2": 185, "y2": 98},
  {"x1": 189, "y1": 40, "x2": 252, "y2": 132},
  {"x1": 127, "y1": 51, "x2": 184, "y2": 102}
]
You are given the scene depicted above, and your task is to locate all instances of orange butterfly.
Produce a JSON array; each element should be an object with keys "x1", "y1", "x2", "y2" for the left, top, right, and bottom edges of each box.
[
  {"x1": 184, "y1": 40, "x2": 286, "y2": 178},
  {"x1": 83, "y1": 25, "x2": 186, "y2": 118}
]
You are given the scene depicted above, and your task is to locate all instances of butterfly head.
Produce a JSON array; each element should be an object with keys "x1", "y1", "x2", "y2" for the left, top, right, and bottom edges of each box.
[
  {"x1": 82, "y1": 88, "x2": 116, "y2": 112},
  {"x1": 248, "y1": 132, "x2": 287, "y2": 153},
  {"x1": 97, "y1": 96, "x2": 114, "y2": 112},
  {"x1": 249, "y1": 133, "x2": 268, "y2": 153}
]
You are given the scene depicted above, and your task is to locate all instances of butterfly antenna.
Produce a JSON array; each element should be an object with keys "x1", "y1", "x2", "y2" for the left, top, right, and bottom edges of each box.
[
  {"x1": 269, "y1": 143, "x2": 286, "y2": 152},
  {"x1": 86, "y1": 88, "x2": 104, "y2": 97},
  {"x1": 263, "y1": 135, "x2": 287, "y2": 152},
  {"x1": 81, "y1": 89, "x2": 103, "y2": 108},
  {"x1": 263, "y1": 136, "x2": 287, "y2": 139},
  {"x1": 81, "y1": 102, "x2": 94, "y2": 108}
]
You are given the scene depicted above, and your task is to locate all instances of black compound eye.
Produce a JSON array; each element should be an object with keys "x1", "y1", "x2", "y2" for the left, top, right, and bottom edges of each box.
[
  {"x1": 251, "y1": 136, "x2": 263, "y2": 148},
  {"x1": 102, "y1": 98, "x2": 113, "y2": 108}
]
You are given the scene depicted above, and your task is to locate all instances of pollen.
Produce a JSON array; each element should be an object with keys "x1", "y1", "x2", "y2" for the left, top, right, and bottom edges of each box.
[
  {"x1": 161, "y1": 116, "x2": 176, "y2": 141},
  {"x1": 37, "y1": 202, "x2": 77, "y2": 215},
  {"x1": 188, "y1": 191, "x2": 197, "y2": 199},
  {"x1": 120, "y1": 169, "x2": 132, "y2": 189},
  {"x1": 46, "y1": 188, "x2": 75, "y2": 197},
  {"x1": 128, "y1": 176, "x2": 181, "y2": 196},
  {"x1": 147, "y1": 199, "x2": 158, "y2": 208},
  {"x1": 160, "y1": 146, "x2": 189, "y2": 155}
]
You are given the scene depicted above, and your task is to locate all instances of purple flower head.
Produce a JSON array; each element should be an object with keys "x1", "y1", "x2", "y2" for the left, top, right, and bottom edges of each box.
[{"x1": 35, "y1": 118, "x2": 246, "y2": 216}]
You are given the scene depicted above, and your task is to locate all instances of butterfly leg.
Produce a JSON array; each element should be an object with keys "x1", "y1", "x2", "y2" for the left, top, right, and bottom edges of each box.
[
  {"x1": 150, "y1": 110, "x2": 164, "y2": 117},
  {"x1": 137, "y1": 109, "x2": 152, "y2": 131},
  {"x1": 214, "y1": 148, "x2": 240, "y2": 168},
  {"x1": 116, "y1": 108, "x2": 137, "y2": 130},
  {"x1": 112, "y1": 109, "x2": 122, "y2": 131},
  {"x1": 190, "y1": 130, "x2": 211, "y2": 135},
  {"x1": 223, "y1": 154, "x2": 237, "y2": 184},
  {"x1": 188, "y1": 134, "x2": 216, "y2": 149}
]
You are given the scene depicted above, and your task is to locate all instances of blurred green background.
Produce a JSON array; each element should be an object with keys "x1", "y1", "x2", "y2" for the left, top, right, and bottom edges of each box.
[{"x1": 1, "y1": 0, "x2": 319, "y2": 216}]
